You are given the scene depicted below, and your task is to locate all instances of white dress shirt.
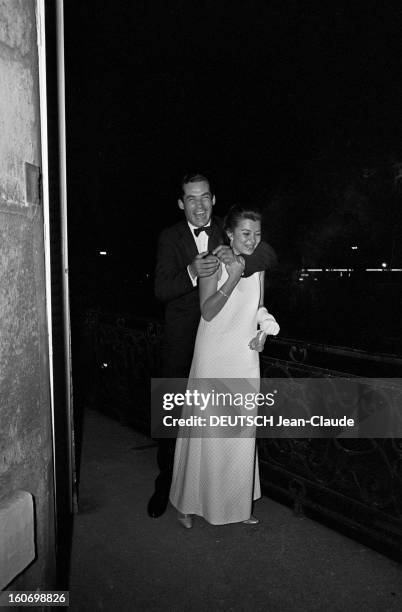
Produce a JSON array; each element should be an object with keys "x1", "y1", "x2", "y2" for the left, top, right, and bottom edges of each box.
[{"x1": 187, "y1": 220, "x2": 211, "y2": 286}]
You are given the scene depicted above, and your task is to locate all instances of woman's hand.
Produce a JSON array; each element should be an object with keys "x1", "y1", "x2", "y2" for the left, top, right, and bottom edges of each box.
[
  {"x1": 212, "y1": 245, "x2": 235, "y2": 266},
  {"x1": 248, "y1": 331, "x2": 267, "y2": 352},
  {"x1": 225, "y1": 255, "x2": 245, "y2": 280}
]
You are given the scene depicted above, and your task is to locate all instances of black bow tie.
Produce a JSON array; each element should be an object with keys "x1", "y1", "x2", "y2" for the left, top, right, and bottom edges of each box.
[{"x1": 193, "y1": 226, "x2": 212, "y2": 237}]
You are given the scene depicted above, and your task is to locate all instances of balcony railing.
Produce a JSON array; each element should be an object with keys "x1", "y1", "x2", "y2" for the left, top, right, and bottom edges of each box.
[
  {"x1": 258, "y1": 339, "x2": 402, "y2": 560},
  {"x1": 76, "y1": 310, "x2": 402, "y2": 560}
]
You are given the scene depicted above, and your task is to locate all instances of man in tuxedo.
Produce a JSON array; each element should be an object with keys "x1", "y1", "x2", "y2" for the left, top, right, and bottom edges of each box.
[{"x1": 148, "y1": 173, "x2": 277, "y2": 518}]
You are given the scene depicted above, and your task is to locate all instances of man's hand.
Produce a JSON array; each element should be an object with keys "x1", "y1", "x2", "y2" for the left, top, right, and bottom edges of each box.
[{"x1": 189, "y1": 251, "x2": 220, "y2": 279}]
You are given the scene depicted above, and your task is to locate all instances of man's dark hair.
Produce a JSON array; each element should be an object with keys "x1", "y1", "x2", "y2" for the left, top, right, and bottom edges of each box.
[{"x1": 180, "y1": 173, "x2": 212, "y2": 198}]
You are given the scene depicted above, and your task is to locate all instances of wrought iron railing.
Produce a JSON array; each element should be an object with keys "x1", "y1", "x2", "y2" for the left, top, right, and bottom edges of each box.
[
  {"x1": 78, "y1": 310, "x2": 402, "y2": 559},
  {"x1": 258, "y1": 341, "x2": 402, "y2": 560},
  {"x1": 78, "y1": 311, "x2": 162, "y2": 433}
]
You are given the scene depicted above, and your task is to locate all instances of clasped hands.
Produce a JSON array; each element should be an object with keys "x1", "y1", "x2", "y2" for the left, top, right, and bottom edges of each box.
[{"x1": 189, "y1": 245, "x2": 244, "y2": 279}]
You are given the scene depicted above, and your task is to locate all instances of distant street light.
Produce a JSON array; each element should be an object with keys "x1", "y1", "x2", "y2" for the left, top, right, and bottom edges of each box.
[{"x1": 381, "y1": 262, "x2": 388, "y2": 268}]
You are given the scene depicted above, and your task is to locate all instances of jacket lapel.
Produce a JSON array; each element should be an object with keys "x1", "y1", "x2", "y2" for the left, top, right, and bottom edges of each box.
[
  {"x1": 207, "y1": 218, "x2": 224, "y2": 252},
  {"x1": 176, "y1": 217, "x2": 223, "y2": 262},
  {"x1": 177, "y1": 221, "x2": 198, "y2": 263}
]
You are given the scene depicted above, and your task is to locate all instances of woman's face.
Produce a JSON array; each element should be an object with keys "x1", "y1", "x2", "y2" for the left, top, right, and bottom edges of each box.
[{"x1": 227, "y1": 218, "x2": 261, "y2": 255}]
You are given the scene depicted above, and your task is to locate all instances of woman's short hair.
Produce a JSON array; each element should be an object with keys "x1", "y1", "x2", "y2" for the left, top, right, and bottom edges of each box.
[{"x1": 223, "y1": 205, "x2": 262, "y2": 233}]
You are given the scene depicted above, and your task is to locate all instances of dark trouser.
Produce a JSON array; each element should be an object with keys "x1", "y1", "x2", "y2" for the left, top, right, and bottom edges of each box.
[
  {"x1": 151, "y1": 336, "x2": 195, "y2": 503},
  {"x1": 154, "y1": 438, "x2": 177, "y2": 500}
]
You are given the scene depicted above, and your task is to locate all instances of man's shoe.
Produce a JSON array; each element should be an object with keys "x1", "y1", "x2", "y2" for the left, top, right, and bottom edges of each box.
[{"x1": 147, "y1": 493, "x2": 168, "y2": 518}]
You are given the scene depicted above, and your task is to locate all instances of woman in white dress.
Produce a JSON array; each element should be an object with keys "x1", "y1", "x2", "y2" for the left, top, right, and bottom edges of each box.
[{"x1": 169, "y1": 206, "x2": 280, "y2": 528}]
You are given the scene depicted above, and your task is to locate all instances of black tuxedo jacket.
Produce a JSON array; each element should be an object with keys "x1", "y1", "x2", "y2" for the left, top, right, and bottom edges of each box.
[{"x1": 154, "y1": 217, "x2": 277, "y2": 377}]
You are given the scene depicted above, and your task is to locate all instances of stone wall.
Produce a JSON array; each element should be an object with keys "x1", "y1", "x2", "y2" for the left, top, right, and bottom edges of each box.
[{"x1": 0, "y1": 0, "x2": 56, "y2": 588}]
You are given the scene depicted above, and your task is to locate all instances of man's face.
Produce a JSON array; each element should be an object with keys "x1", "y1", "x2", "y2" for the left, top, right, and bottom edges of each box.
[{"x1": 178, "y1": 180, "x2": 215, "y2": 227}]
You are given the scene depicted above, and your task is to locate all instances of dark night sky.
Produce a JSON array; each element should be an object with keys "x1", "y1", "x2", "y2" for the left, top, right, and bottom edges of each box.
[{"x1": 64, "y1": 1, "x2": 402, "y2": 271}]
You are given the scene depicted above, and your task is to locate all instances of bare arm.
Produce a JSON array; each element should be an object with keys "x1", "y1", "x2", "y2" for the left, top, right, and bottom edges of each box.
[
  {"x1": 199, "y1": 259, "x2": 244, "y2": 321},
  {"x1": 252, "y1": 271, "x2": 280, "y2": 346},
  {"x1": 248, "y1": 272, "x2": 268, "y2": 351},
  {"x1": 259, "y1": 271, "x2": 265, "y2": 307},
  {"x1": 257, "y1": 271, "x2": 268, "y2": 343}
]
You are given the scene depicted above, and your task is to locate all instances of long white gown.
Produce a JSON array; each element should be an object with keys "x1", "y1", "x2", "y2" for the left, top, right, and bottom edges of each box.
[{"x1": 169, "y1": 266, "x2": 261, "y2": 525}]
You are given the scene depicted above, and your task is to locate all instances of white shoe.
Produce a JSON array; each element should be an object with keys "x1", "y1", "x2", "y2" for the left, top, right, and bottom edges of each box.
[
  {"x1": 242, "y1": 516, "x2": 259, "y2": 525},
  {"x1": 177, "y1": 513, "x2": 193, "y2": 529}
]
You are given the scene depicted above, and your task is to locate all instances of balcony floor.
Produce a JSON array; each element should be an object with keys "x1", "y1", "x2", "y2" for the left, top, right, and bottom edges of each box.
[{"x1": 68, "y1": 407, "x2": 402, "y2": 611}]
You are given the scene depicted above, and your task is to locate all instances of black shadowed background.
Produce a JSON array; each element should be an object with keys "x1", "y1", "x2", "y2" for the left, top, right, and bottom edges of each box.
[{"x1": 64, "y1": 1, "x2": 402, "y2": 353}]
